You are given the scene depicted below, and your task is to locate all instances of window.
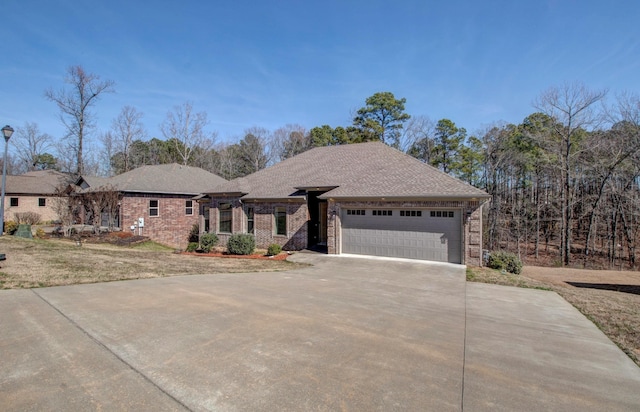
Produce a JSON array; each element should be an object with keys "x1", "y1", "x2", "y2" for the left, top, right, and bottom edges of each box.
[
  {"x1": 149, "y1": 199, "x2": 159, "y2": 216},
  {"x1": 372, "y1": 210, "x2": 393, "y2": 216},
  {"x1": 185, "y1": 200, "x2": 193, "y2": 215},
  {"x1": 38, "y1": 198, "x2": 46, "y2": 207},
  {"x1": 219, "y1": 203, "x2": 232, "y2": 233},
  {"x1": 430, "y1": 210, "x2": 455, "y2": 218},
  {"x1": 274, "y1": 207, "x2": 287, "y2": 236},
  {"x1": 245, "y1": 206, "x2": 254, "y2": 234},
  {"x1": 9, "y1": 197, "x2": 18, "y2": 207},
  {"x1": 346, "y1": 209, "x2": 365, "y2": 216},
  {"x1": 400, "y1": 210, "x2": 422, "y2": 217}
]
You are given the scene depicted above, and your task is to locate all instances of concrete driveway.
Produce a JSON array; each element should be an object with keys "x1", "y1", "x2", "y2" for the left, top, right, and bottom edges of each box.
[{"x1": 1, "y1": 253, "x2": 638, "y2": 411}]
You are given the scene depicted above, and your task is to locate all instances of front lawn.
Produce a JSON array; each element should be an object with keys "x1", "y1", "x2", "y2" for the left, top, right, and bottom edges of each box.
[{"x1": 0, "y1": 237, "x2": 305, "y2": 289}]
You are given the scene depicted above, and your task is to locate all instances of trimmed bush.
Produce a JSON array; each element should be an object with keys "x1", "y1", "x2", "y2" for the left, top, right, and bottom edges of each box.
[
  {"x1": 35, "y1": 228, "x2": 46, "y2": 239},
  {"x1": 186, "y1": 242, "x2": 199, "y2": 252},
  {"x1": 227, "y1": 234, "x2": 256, "y2": 255},
  {"x1": 15, "y1": 212, "x2": 42, "y2": 225},
  {"x1": 267, "y1": 243, "x2": 282, "y2": 256},
  {"x1": 487, "y1": 251, "x2": 523, "y2": 275},
  {"x1": 4, "y1": 221, "x2": 18, "y2": 235},
  {"x1": 200, "y1": 233, "x2": 219, "y2": 253}
]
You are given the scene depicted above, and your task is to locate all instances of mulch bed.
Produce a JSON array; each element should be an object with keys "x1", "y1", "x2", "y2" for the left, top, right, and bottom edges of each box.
[
  {"x1": 83, "y1": 232, "x2": 150, "y2": 246},
  {"x1": 182, "y1": 251, "x2": 290, "y2": 261}
]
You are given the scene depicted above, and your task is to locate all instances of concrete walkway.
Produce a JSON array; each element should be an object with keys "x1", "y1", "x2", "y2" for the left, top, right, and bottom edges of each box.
[{"x1": 0, "y1": 253, "x2": 638, "y2": 411}]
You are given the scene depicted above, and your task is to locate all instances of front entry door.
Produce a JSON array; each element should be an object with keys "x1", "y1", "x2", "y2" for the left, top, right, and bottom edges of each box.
[{"x1": 318, "y1": 202, "x2": 328, "y2": 245}]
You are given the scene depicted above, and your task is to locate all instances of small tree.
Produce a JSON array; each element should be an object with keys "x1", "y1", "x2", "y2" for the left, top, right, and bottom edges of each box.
[
  {"x1": 51, "y1": 184, "x2": 75, "y2": 237},
  {"x1": 78, "y1": 184, "x2": 121, "y2": 231}
]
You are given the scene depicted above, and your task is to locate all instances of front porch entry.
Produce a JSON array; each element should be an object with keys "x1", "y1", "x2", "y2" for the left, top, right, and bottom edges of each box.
[{"x1": 307, "y1": 191, "x2": 328, "y2": 250}]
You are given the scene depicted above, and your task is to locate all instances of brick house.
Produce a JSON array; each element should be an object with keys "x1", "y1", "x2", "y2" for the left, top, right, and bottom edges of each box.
[
  {"x1": 76, "y1": 164, "x2": 226, "y2": 249},
  {"x1": 2, "y1": 170, "x2": 74, "y2": 223},
  {"x1": 203, "y1": 142, "x2": 490, "y2": 265}
]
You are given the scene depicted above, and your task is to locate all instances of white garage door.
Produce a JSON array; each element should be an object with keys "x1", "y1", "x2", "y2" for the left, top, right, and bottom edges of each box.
[{"x1": 341, "y1": 209, "x2": 462, "y2": 263}]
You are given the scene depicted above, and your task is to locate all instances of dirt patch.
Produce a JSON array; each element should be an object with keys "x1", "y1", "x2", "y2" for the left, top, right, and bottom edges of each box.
[
  {"x1": 468, "y1": 265, "x2": 640, "y2": 367},
  {"x1": 82, "y1": 231, "x2": 150, "y2": 247},
  {"x1": 522, "y1": 266, "x2": 640, "y2": 289}
]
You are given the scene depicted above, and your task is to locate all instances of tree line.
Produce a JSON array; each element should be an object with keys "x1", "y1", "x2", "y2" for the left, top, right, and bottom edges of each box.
[{"x1": 8, "y1": 66, "x2": 640, "y2": 268}]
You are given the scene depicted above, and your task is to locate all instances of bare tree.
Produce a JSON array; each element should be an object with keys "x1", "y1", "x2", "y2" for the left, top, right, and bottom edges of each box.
[
  {"x1": 405, "y1": 115, "x2": 435, "y2": 162},
  {"x1": 160, "y1": 102, "x2": 215, "y2": 165},
  {"x1": 99, "y1": 131, "x2": 115, "y2": 176},
  {"x1": 45, "y1": 65, "x2": 115, "y2": 174},
  {"x1": 238, "y1": 126, "x2": 271, "y2": 174},
  {"x1": 272, "y1": 124, "x2": 309, "y2": 161},
  {"x1": 110, "y1": 106, "x2": 146, "y2": 173},
  {"x1": 51, "y1": 184, "x2": 76, "y2": 236},
  {"x1": 213, "y1": 143, "x2": 242, "y2": 180},
  {"x1": 534, "y1": 82, "x2": 607, "y2": 266},
  {"x1": 13, "y1": 122, "x2": 54, "y2": 171}
]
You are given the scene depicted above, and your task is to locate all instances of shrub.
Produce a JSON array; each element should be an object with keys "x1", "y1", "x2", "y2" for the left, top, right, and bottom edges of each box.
[
  {"x1": 187, "y1": 224, "x2": 199, "y2": 243},
  {"x1": 267, "y1": 243, "x2": 282, "y2": 256},
  {"x1": 4, "y1": 221, "x2": 18, "y2": 235},
  {"x1": 200, "y1": 233, "x2": 218, "y2": 253},
  {"x1": 227, "y1": 234, "x2": 255, "y2": 255},
  {"x1": 186, "y1": 242, "x2": 199, "y2": 252},
  {"x1": 15, "y1": 212, "x2": 42, "y2": 225},
  {"x1": 35, "y1": 228, "x2": 46, "y2": 239},
  {"x1": 487, "y1": 251, "x2": 523, "y2": 275}
]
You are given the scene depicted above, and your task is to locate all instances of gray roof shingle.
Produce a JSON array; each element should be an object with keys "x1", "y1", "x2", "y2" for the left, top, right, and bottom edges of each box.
[
  {"x1": 207, "y1": 142, "x2": 489, "y2": 200},
  {"x1": 4, "y1": 170, "x2": 74, "y2": 195},
  {"x1": 81, "y1": 164, "x2": 226, "y2": 195}
]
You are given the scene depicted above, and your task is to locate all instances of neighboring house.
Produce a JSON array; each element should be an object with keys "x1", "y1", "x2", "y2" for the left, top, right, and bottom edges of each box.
[
  {"x1": 76, "y1": 164, "x2": 226, "y2": 249},
  {"x1": 2, "y1": 170, "x2": 74, "y2": 223},
  {"x1": 204, "y1": 142, "x2": 490, "y2": 265}
]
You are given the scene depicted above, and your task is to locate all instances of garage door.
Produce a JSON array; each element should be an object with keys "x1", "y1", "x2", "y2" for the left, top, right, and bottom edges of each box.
[{"x1": 341, "y1": 209, "x2": 462, "y2": 263}]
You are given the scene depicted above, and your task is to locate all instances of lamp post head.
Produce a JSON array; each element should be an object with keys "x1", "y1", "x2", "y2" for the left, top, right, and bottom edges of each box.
[{"x1": 1, "y1": 125, "x2": 13, "y2": 142}]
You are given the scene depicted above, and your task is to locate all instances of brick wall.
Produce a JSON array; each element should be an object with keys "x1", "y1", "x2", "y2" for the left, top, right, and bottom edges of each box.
[
  {"x1": 209, "y1": 198, "x2": 308, "y2": 251},
  {"x1": 3, "y1": 195, "x2": 60, "y2": 223},
  {"x1": 465, "y1": 202, "x2": 484, "y2": 267},
  {"x1": 121, "y1": 194, "x2": 198, "y2": 249},
  {"x1": 207, "y1": 197, "x2": 486, "y2": 264}
]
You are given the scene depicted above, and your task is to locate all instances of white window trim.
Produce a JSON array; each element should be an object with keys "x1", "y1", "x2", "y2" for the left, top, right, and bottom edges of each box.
[{"x1": 149, "y1": 199, "x2": 159, "y2": 217}]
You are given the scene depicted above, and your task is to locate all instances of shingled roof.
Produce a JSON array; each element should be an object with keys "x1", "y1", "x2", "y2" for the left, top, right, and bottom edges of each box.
[
  {"x1": 206, "y1": 142, "x2": 489, "y2": 200},
  {"x1": 5, "y1": 170, "x2": 74, "y2": 195},
  {"x1": 80, "y1": 164, "x2": 226, "y2": 195}
]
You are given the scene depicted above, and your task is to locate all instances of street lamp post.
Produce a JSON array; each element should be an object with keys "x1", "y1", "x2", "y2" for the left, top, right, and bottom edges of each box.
[{"x1": 0, "y1": 125, "x2": 14, "y2": 235}]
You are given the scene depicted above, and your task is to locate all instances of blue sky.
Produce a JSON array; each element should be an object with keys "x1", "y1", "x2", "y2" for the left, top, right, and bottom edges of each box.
[{"x1": 1, "y1": 0, "x2": 639, "y2": 152}]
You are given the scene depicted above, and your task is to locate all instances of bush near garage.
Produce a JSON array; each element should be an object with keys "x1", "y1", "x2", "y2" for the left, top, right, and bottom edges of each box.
[{"x1": 487, "y1": 251, "x2": 523, "y2": 275}]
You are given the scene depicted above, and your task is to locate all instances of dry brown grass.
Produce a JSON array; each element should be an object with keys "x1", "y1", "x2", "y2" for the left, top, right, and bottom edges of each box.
[
  {"x1": 467, "y1": 265, "x2": 640, "y2": 366},
  {"x1": 0, "y1": 236, "x2": 306, "y2": 289}
]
